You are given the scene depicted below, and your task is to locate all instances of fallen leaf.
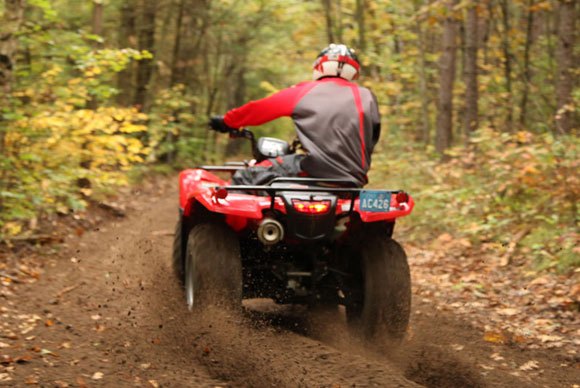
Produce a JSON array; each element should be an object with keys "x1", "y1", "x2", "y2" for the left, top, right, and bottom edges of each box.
[
  {"x1": 519, "y1": 360, "x2": 539, "y2": 371},
  {"x1": 45, "y1": 319, "x2": 54, "y2": 327},
  {"x1": 497, "y1": 308, "x2": 519, "y2": 316},
  {"x1": 0, "y1": 355, "x2": 14, "y2": 365},
  {"x1": 528, "y1": 276, "x2": 549, "y2": 286},
  {"x1": 25, "y1": 375, "x2": 38, "y2": 385},
  {"x1": 91, "y1": 371, "x2": 104, "y2": 380},
  {"x1": 436, "y1": 233, "x2": 453, "y2": 243},
  {"x1": 0, "y1": 342, "x2": 9, "y2": 348},
  {"x1": 538, "y1": 334, "x2": 563, "y2": 343},
  {"x1": 76, "y1": 376, "x2": 87, "y2": 388},
  {"x1": 40, "y1": 349, "x2": 58, "y2": 357},
  {"x1": 0, "y1": 373, "x2": 12, "y2": 382},
  {"x1": 451, "y1": 343, "x2": 464, "y2": 351},
  {"x1": 483, "y1": 331, "x2": 507, "y2": 344},
  {"x1": 148, "y1": 380, "x2": 159, "y2": 388},
  {"x1": 490, "y1": 352, "x2": 504, "y2": 361},
  {"x1": 151, "y1": 230, "x2": 173, "y2": 236},
  {"x1": 56, "y1": 284, "x2": 81, "y2": 298},
  {"x1": 94, "y1": 323, "x2": 106, "y2": 333},
  {"x1": 91, "y1": 314, "x2": 101, "y2": 321},
  {"x1": 54, "y1": 381, "x2": 69, "y2": 387}
]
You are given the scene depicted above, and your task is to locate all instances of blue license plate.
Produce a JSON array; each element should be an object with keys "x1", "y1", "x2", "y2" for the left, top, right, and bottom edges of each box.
[{"x1": 359, "y1": 190, "x2": 391, "y2": 212}]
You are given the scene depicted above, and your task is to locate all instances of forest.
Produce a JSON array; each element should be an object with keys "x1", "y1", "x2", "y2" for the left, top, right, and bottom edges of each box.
[
  {"x1": 0, "y1": 0, "x2": 579, "y2": 386},
  {"x1": 1, "y1": 0, "x2": 577, "y2": 271}
]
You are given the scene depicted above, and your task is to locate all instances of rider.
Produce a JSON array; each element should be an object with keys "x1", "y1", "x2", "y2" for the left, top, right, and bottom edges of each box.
[{"x1": 209, "y1": 43, "x2": 381, "y2": 187}]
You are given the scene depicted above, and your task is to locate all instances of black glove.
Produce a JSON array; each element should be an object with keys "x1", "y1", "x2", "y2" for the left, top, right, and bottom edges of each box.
[{"x1": 209, "y1": 115, "x2": 236, "y2": 133}]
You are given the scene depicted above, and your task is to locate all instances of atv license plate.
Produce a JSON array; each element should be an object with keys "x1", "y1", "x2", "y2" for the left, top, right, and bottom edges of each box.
[{"x1": 359, "y1": 190, "x2": 391, "y2": 212}]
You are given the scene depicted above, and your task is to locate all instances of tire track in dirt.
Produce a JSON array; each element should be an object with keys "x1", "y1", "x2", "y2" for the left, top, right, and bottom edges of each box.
[{"x1": 104, "y1": 186, "x2": 421, "y2": 387}]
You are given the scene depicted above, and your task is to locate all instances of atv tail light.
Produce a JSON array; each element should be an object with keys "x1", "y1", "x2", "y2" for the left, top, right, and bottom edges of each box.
[
  {"x1": 292, "y1": 199, "x2": 331, "y2": 215},
  {"x1": 395, "y1": 191, "x2": 409, "y2": 204}
]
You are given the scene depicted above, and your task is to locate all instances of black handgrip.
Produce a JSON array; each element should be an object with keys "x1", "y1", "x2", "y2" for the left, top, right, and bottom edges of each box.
[
  {"x1": 229, "y1": 128, "x2": 254, "y2": 140},
  {"x1": 208, "y1": 115, "x2": 234, "y2": 133}
]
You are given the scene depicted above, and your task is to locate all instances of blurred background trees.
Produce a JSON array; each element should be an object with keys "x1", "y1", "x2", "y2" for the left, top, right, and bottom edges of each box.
[{"x1": 0, "y1": 0, "x2": 578, "y2": 271}]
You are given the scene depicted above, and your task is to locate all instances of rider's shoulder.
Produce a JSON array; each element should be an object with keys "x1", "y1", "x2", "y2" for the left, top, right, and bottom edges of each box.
[{"x1": 290, "y1": 80, "x2": 316, "y2": 89}]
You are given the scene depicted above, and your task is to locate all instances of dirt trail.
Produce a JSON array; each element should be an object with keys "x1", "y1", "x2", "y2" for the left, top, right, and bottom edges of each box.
[{"x1": 2, "y1": 180, "x2": 578, "y2": 387}]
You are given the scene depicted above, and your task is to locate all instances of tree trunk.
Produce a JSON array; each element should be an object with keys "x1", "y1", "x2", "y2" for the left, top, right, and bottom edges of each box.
[
  {"x1": 170, "y1": 0, "x2": 186, "y2": 86},
  {"x1": 134, "y1": 0, "x2": 157, "y2": 111},
  {"x1": 172, "y1": 0, "x2": 209, "y2": 95},
  {"x1": 117, "y1": 0, "x2": 137, "y2": 105},
  {"x1": 0, "y1": 0, "x2": 25, "y2": 214},
  {"x1": 463, "y1": 1, "x2": 479, "y2": 137},
  {"x1": 224, "y1": 62, "x2": 248, "y2": 157},
  {"x1": 500, "y1": 0, "x2": 514, "y2": 128},
  {"x1": 519, "y1": 0, "x2": 535, "y2": 127},
  {"x1": 322, "y1": 0, "x2": 335, "y2": 43},
  {"x1": 335, "y1": 0, "x2": 343, "y2": 42},
  {"x1": 555, "y1": 0, "x2": 577, "y2": 134},
  {"x1": 0, "y1": 0, "x2": 24, "y2": 104},
  {"x1": 436, "y1": 0, "x2": 458, "y2": 154},
  {"x1": 91, "y1": 0, "x2": 104, "y2": 43},
  {"x1": 355, "y1": 0, "x2": 366, "y2": 50},
  {"x1": 415, "y1": 0, "x2": 431, "y2": 144},
  {"x1": 87, "y1": 0, "x2": 105, "y2": 109}
]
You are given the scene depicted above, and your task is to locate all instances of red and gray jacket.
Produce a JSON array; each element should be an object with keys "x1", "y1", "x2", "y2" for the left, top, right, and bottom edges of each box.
[{"x1": 224, "y1": 77, "x2": 381, "y2": 186}]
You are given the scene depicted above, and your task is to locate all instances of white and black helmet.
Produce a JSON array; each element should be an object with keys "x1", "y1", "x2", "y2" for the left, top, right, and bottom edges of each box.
[{"x1": 313, "y1": 43, "x2": 361, "y2": 81}]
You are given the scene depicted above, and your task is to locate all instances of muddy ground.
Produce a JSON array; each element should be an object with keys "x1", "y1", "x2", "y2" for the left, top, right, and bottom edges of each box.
[{"x1": 1, "y1": 180, "x2": 578, "y2": 387}]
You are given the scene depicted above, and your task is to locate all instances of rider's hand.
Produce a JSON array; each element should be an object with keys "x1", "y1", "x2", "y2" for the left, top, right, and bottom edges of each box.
[{"x1": 209, "y1": 115, "x2": 237, "y2": 133}]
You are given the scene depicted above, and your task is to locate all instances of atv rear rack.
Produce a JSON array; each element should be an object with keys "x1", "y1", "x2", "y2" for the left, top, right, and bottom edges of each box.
[
  {"x1": 199, "y1": 165, "x2": 246, "y2": 172},
  {"x1": 215, "y1": 177, "x2": 403, "y2": 213}
]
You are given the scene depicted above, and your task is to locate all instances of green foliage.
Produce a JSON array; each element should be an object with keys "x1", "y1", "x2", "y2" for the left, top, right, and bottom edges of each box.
[
  {"x1": 0, "y1": 2, "x2": 150, "y2": 235},
  {"x1": 147, "y1": 84, "x2": 206, "y2": 165},
  {"x1": 371, "y1": 129, "x2": 579, "y2": 273},
  {"x1": 1, "y1": 0, "x2": 577, "y2": 278}
]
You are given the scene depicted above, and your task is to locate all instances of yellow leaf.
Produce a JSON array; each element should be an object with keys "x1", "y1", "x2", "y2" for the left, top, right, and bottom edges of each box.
[{"x1": 483, "y1": 331, "x2": 507, "y2": 344}]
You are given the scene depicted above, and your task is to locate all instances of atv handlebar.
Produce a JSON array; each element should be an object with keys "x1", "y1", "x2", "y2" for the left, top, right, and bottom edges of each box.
[
  {"x1": 228, "y1": 128, "x2": 254, "y2": 141},
  {"x1": 209, "y1": 120, "x2": 301, "y2": 161}
]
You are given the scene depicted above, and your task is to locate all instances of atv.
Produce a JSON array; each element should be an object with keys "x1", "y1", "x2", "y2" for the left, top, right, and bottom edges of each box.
[{"x1": 173, "y1": 126, "x2": 414, "y2": 341}]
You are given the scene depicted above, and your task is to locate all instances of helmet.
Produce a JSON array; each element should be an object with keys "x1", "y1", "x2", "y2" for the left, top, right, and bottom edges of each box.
[{"x1": 313, "y1": 44, "x2": 361, "y2": 81}]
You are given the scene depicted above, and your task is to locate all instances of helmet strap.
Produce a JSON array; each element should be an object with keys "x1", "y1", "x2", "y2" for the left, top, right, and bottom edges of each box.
[{"x1": 337, "y1": 61, "x2": 344, "y2": 77}]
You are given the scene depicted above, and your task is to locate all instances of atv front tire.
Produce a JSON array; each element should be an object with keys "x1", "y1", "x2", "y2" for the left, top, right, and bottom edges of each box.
[
  {"x1": 184, "y1": 222, "x2": 242, "y2": 310},
  {"x1": 345, "y1": 230, "x2": 411, "y2": 342}
]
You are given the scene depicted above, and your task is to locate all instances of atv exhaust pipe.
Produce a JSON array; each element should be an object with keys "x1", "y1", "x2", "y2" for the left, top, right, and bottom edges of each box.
[{"x1": 257, "y1": 218, "x2": 284, "y2": 245}]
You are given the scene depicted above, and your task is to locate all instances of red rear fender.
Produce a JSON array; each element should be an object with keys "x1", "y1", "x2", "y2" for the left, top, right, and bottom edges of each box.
[
  {"x1": 179, "y1": 168, "x2": 286, "y2": 220},
  {"x1": 179, "y1": 169, "x2": 414, "y2": 226}
]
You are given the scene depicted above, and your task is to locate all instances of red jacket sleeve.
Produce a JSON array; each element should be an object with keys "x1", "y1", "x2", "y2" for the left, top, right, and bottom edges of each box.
[{"x1": 224, "y1": 81, "x2": 316, "y2": 128}]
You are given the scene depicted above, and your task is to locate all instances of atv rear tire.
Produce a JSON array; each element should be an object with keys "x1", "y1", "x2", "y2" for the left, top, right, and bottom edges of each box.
[
  {"x1": 184, "y1": 222, "x2": 242, "y2": 310},
  {"x1": 345, "y1": 230, "x2": 411, "y2": 343}
]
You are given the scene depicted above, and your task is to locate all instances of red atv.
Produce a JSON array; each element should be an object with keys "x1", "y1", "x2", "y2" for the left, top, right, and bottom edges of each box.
[{"x1": 173, "y1": 127, "x2": 414, "y2": 341}]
